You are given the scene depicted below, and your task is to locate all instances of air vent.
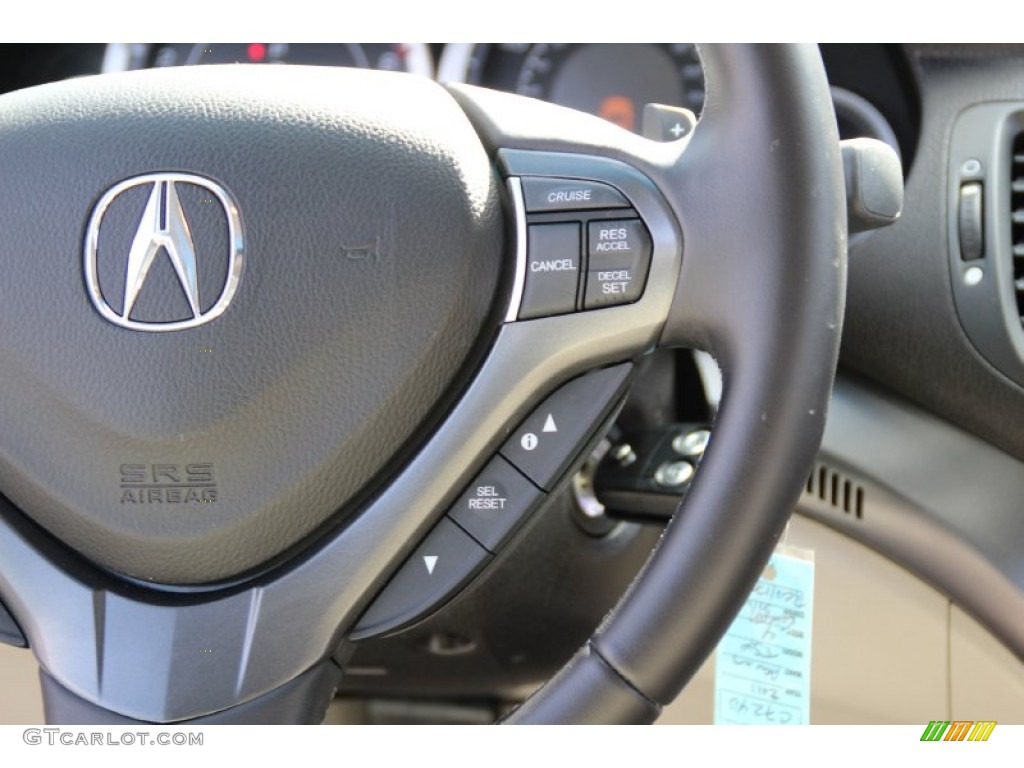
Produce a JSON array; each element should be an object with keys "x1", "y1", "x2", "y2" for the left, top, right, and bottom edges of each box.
[
  {"x1": 1013, "y1": 132, "x2": 1024, "y2": 320},
  {"x1": 948, "y1": 106, "x2": 1024, "y2": 388},
  {"x1": 803, "y1": 463, "x2": 864, "y2": 519}
]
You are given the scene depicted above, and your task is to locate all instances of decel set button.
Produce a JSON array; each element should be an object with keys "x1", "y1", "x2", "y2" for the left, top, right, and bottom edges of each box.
[{"x1": 585, "y1": 220, "x2": 652, "y2": 309}]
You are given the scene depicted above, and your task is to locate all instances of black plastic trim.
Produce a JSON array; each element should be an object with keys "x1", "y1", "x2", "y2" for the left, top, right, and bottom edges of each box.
[
  {"x1": 41, "y1": 660, "x2": 342, "y2": 725},
  {"x1": 947, "y1": 102, "x2": 1024, "y2": 389}
]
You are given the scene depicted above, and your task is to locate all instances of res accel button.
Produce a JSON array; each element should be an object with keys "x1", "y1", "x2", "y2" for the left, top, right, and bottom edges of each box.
[
  {"x1": 519, "y1": 223, "x2": 581, "y2": 320},
  {"x1": 350, "y1": 518, "x2": 489, "y2": 640},
  {"x1": 449, "y1": 456, "x2": 543, "y2": 552},
  {"x1": 585, "y1": 219, "x2": 652, "y2": 309},
  {"x1": 521, "y1": 177, "x2": 630, "y2": 213}
]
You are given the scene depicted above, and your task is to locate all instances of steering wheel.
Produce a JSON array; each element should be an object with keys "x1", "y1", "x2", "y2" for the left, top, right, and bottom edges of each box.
[{"x1": 0, "y1": 44, "x2": 844, "y2": 724}]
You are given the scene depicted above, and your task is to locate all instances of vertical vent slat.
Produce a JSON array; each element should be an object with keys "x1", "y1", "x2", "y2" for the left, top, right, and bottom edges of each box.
[
  {"x1": 801, "y1": 462, "x2": 866, "y2": 522},
  {"x1": 1012, "y1": 133, "x2": 1024, "y2": 323}
]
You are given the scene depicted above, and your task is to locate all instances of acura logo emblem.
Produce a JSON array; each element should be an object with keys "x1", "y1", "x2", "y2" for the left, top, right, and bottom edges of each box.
[{"x1": 84, "y1": 173, "x2": 244, "y2": 331}]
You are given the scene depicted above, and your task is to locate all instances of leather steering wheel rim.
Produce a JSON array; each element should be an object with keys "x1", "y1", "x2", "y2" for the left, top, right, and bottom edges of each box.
[{"x1": 494, "y1": 43, "x2": 847, "y2": 722}]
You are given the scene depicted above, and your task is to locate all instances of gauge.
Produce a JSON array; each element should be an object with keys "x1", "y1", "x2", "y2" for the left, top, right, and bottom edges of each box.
[
  {"x1": 103, "y1": 44, "x2": 433, "y2": 77},
  {"x1": 440, "y1": 44, "x2": 704, "y2": 133}
]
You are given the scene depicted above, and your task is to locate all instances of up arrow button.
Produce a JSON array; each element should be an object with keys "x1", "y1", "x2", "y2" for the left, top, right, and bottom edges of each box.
[{"x1": 501, "y1": 364, "x2": 633, "y2": 490}]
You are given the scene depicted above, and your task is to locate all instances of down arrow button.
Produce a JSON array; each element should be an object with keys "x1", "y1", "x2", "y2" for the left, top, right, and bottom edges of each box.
[{"x1": 350, "y1": 518, "x2": 489, "y2": 640}]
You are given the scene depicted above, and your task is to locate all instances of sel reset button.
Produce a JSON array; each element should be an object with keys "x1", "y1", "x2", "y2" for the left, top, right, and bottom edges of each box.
[{"x1": 449, "y1": 456, "x2": 543, "y2": 552}]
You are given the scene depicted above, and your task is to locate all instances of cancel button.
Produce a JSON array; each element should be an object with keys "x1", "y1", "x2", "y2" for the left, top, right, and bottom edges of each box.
[{"x1": 519, "y1": 223, "x2": 581, "y2": 320}]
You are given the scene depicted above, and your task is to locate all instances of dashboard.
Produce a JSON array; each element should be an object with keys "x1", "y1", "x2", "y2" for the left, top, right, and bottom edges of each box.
[
  {"x1": 0, "y1": 43, "x2": 918, "y2": 164},
  {"x1": 3, "y1": 43, "x2": 1024, "y2": 725}
]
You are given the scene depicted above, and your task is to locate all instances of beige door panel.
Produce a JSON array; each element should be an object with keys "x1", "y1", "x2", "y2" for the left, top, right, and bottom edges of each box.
[{"x1": 660, "y1": 514, "x2": 1024, "y2": 724}]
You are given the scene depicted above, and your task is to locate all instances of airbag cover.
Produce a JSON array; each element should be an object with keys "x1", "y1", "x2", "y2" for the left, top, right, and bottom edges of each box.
[{"x1": 0, "y1": 66, "x2": 502, "y2": 583}]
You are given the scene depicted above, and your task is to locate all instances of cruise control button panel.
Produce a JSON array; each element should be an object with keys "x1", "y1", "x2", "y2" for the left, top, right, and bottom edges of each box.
[
  {"x1": 449, "y1": 456, "x2": 543, "y2": 552},
  {"x1": 501, "y1": 364, "x2": 633, "y2": 490},
  {"x1": 350, "y1": 518, "x2": 489, "y2": 640},
  {"x1": 512, "y1": 175, "x2": 655, "y2": 320}
]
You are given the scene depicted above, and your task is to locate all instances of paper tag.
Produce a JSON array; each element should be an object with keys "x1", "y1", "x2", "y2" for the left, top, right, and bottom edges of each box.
[{"x1": 713, "y1": 546, "x2": 815, "y2": 725}]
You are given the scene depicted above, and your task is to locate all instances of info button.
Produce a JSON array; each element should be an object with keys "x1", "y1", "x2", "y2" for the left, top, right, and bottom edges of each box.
[
  {"x1": 449, "y1": 457, "x2": 543, "y2": 552},
  {"x1": 521, "y1": 177, "x2": 630, "y2": 213}
]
